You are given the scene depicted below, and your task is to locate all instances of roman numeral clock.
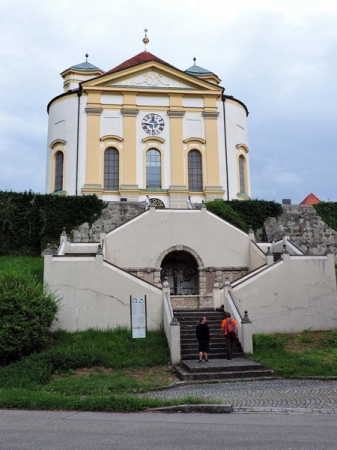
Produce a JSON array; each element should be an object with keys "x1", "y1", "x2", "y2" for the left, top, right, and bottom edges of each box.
[{"x1": 142, "y1": 113, "x2": 165, "y2": 135}]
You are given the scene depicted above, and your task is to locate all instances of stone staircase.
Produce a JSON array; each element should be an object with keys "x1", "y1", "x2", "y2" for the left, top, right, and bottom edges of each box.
[{"x1": 173, "y1": 309, "x2": 274, "y2": 381}]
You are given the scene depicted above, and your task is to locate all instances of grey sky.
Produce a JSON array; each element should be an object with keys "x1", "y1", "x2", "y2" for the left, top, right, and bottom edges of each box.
[{"x1": 1, "y1": 0, "x2": 336, "y2": 204}]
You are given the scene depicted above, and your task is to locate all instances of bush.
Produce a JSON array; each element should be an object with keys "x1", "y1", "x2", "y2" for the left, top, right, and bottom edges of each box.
[
  {"x1": 227, "y1": 199, "x2": 283, "y2": 231},
  {"x1": 0, "y1": 265, "x2": 59, "y2": 364},
  {"x1": 314, "y1": 202, "x2": 337, "y2": 231},
  {"x1": 205, "y1": 200, "x2": 248, "y2": 232},
  {"x1": 0, "y1": 191, "x2": 106, "y2": 256}
]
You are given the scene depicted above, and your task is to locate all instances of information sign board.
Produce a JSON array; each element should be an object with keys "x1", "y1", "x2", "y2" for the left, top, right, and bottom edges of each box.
[{"x1": 131, "y1": 296, "x2": 146, "y2": 339}]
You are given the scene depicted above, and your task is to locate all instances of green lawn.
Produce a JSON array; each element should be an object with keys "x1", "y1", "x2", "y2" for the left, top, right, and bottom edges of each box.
[
  {"x1": 0, "y1": 328, "x2": 207, "y2": 411},
  {"x1": 249, "y1": 331, "x2": 337, "y2": 378}
]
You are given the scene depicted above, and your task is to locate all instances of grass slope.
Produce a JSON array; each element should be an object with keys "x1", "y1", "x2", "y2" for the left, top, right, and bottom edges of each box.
[{"x1": 250, "y1": 331, "x2": 337, "y2": 378}]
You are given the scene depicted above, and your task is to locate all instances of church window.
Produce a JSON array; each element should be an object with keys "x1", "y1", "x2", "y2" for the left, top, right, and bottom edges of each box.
[
  {"x1": 239, "y1": 155, "x2": 246, "y2": 193},
  {"x1": 104, "y1": 148, "x2": 119, "y2": 190},
  {"x1": 188, "y1": 150, "x2": 203, "y2": 191},
  {"x1": 146, "y1": 149, "x2": 161, "y2": 188},
  {"x1": 55, "y1": 151, "x2": 64, "y2": 191}
]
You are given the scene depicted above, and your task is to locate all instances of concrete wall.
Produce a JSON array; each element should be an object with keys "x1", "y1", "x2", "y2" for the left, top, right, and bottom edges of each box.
[
  {"x1": 249, "y1": 240, "x2": 266, "y2": 271},
  {"x1": 44, "y1": 254, "x2": 163, "y2": 332},
  {"x1": 104, "y1": 207, "x2": 251, "y2": 269},
  {"x1": 230, "y1": 253, "x2": 337, "y2": 334}
]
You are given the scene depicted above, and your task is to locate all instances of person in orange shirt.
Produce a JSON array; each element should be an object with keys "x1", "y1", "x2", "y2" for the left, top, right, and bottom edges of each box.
[{"x1": 221, "y1": 312, "x2": 238, "y2": 360}]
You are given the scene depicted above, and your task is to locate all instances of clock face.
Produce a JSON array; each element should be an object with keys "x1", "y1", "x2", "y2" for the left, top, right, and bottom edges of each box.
[{"x1": 142, "y1": 113, "x2": 165, "y2": 135}]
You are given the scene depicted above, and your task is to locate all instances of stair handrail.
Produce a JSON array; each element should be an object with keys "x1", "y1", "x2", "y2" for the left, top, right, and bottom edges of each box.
[
  {"x1": 162, "y1": 282, "x2": 181, "y2": 364},
  {"x1": 226, "y1": 291, "x2": 253, "y2": 353}
]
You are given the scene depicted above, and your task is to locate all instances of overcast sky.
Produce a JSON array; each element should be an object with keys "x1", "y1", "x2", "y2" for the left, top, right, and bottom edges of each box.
[{"x1": 1, "y1": 0, "x2": 336, "y2": 204}]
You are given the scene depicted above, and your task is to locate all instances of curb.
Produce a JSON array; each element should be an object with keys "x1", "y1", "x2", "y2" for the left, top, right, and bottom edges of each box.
[{"x1": 148, "y1": 404, "x2": 233, "y2": 413}]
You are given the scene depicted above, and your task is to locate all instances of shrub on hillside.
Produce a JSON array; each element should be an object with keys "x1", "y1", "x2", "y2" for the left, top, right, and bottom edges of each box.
[
  {"x1": 205, "y1": 200, "x2": 248, "y2": 232},
  {"x1": 227, "y1": 199, "x2": 283, "y2": 231},
  {"x1": 314, "y1": 202, "x2": 337, "y2": 231},
  {"x1": 0, "y1": 265, "x2": 59, "y2": 365},
  {"x1": 0, "y1": 191, "x2": 106, "y2": 256}
]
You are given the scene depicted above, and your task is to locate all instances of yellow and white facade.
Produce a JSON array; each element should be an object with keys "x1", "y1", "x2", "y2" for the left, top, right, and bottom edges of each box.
[{"x1": 46, "y1": 48, "x2": 251, "y2": 207}]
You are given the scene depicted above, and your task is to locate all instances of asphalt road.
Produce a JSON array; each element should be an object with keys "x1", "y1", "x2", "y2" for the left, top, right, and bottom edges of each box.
[{"x1": 0, "y1": 409, "x2": 336, "y2": 450}]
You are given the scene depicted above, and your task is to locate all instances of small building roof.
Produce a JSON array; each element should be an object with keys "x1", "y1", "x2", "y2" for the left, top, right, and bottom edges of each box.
[
  {"x1": 185, "y1": 63, "x2": 213, "y2": 76},
  {"x1": 185, "y1": 57, "x2": 220, "y2": 84},
  {"x1": 70, "y1": 61, "x2": 103, "y2": 72},
  {"x1": 299, "y1": 193, "x2": 321, "y2": 205}
]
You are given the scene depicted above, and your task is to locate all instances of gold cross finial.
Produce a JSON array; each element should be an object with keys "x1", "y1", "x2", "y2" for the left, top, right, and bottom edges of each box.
[{"x1": 142, "y1": 28, "x2": 149, "y2": 51}]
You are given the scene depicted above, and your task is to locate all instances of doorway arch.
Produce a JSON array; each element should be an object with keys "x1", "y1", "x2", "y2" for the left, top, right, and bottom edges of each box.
[{"x1": 159, "y1": 247, "x2": 202, "y2": 295}]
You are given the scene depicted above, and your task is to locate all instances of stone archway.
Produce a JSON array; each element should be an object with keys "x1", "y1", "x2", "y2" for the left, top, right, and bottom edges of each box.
[
  {"x1": 155, "y1": 245, "x2": 204, "y2": 295},
  {"x1": 161, "y1": 250, "x2": 199, "y2": 295}
]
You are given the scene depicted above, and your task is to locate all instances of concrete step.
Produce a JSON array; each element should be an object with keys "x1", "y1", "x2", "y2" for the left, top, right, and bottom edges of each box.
[
  {"x1": 175, "y1": 357, "x2": 274, "y2": 381},
  {"x1": 180, "y1": 341, "x2": 241, "y2": 350},
  {"x1": 180, "y1": 350, "x2": 242, "y2": 360}
]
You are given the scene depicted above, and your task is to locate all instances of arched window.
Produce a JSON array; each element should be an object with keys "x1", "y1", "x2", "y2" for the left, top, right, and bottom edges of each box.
[
  {"x1": 146, "y1": 149, "x2": 161, "y2": 188},
  {"x1": 104, "y1": 148, "x2": 119, "y2": 190},
  {"x1": 239, "y1": 155, "x2": 246, "y2": 193},
  {"x1": 55, "y1": 151, "x2": 64, "y2": 191},
  {"x1": 188, "y1": 150, "x2": 203, "y2": 192}
]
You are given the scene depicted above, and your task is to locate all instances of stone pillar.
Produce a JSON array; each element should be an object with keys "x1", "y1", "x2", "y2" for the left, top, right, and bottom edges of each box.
[
  {"x1": 82, "y1": 100, "x2": 103, "y2": 195},
  {"x1": 95, "y1": 246, "x2": 104, "y2": 270},
  {"x1": 249, "y1": 227, "x2": 255, "y2": 242},
  {"x1": 202, "y1": 101, "x2": 224, "y2": 199},
  {"x1": 199, "y1": 268, "x2": 207, "y2": 296},
  {"x1": 119, "y1": 103, "x2": 139, "y2": 201},
  {"x1": 213, "y1": 280, "x2": 221, "y2": 310},
  {"x1": 168, "y1": 185, "x2": 189, "y2": 209},
  {"x1": 224, "y1": 278, "x2": 232, "y2": 310},
  {"x1": 162, "y1": 277, "x2": 170, "y2": 296},
  {"x1": 170, "y1": 315, "x2": 181, "y2": 364},
  {"x1": 282, "y1": 244, "x2": 290, "y2": 261},
  {"x1": 202, "y1": 102, "x2": 220, "y2": 187},
  {"x1": 59, "y1": 228, "x2": 69, "y2": 254},
  {"x1": 100, "y1": 226, "x2": 106, "y2": 249},
  {"x1": 241, "y1": 310, "x2": 253, "y2": 354},
  {"x1": 168, "y1": 100, "x2": 185, "y2": 186},
  {"x1": 43, "y1": 248, "x2": 53, "y2": 290},
  {"x1": 266, "y1": 246, "x2": 273, "y2": 266}
]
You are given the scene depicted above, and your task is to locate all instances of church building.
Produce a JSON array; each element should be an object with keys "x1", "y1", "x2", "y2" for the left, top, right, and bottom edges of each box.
[
  {"x1": 44, "y1": 35, "x2": 337, "y2": 363},
  {"x1": 46, "y1": 32, "x2": 251, "y2": 208}
]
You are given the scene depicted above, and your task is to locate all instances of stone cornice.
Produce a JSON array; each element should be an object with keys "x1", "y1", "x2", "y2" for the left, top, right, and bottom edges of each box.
[
  {"x1": 202, "y1": 111, "x2": 219, "y2": 119},
  {"x1": 167, "y1": 110, "x2": 185, "y2": 118},
  {"x1": 121, "y1": 109, "x2": 139, "y2": 117},
  {"x1": 85, "y1": 107, "x2": 103, "y2": 116}
]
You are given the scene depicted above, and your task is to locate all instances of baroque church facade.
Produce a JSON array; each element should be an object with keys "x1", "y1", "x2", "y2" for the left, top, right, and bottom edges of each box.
[
  {"x1": 44, "y1": 36, "x2": 337, "y2": 360},
  {"x1": 46, "y1": 34, "x2": 251, "y2": 208}
]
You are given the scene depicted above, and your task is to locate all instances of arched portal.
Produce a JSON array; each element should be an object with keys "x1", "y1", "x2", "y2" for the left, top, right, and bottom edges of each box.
[{"x1": 161, "y1": 250, "x2": 199, "y2": 295}]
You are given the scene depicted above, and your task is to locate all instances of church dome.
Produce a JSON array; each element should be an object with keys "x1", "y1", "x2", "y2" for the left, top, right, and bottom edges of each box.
[
  {"x1": 185, "y1": 58, "x2": 221, "y2": 85},
  {"x1": 60, "y1": 54, "x2": 104, "y2": 92},
  {"x1": 69, "y1": 61, "x2": 103, "y2": 72}
]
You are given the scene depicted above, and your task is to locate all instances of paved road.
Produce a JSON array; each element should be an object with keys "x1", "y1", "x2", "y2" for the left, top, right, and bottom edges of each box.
[
  {"x1": 141, "y1": 379, "x2": 337, "y2": 414},
  {"x1": 1, "y1": 410, "x2": 336, "y2": 450}
]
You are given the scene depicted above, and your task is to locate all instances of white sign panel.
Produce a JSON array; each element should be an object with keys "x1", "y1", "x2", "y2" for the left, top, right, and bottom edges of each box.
[{"x1": 131, "y1": 296, "x2": 146, "y2": 339}]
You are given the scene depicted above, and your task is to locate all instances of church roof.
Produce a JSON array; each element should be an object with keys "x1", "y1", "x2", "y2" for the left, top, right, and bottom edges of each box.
[
  {"x1": 299, "y1": 193, "x2": 321, "y2": 205},
  {"x1": 105, "y1": 51, "x2": 175, "y2": 74},
  {"x1": 70, "y1": 61, "x2": 103, "y2": 72}
]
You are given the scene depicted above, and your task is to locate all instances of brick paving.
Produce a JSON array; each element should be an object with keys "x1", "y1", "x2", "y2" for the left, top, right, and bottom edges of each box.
[{"x1": 142, "y1": 379, "x2": 337, "y2": 414}]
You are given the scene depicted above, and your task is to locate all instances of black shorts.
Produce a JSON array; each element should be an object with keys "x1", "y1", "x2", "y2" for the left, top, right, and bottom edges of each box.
[{"x1": 198, "y1": 340, "x2": 209, "y2": 352}]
